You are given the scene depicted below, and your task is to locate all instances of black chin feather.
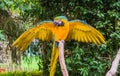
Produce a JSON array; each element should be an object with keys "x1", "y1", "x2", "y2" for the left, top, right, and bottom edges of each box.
[{"x1": 54, "y1": 20, "x2": 64, "y2": 26}]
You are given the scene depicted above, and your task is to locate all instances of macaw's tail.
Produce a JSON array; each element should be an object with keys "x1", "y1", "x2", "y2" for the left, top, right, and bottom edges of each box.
[{"x1": 50, "y1": 41, "x2": 59, "y2": 76}]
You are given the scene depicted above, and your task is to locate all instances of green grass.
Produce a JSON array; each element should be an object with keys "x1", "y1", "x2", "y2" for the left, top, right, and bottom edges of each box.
[{"x1": 0, "y1": 71, "x2": 43, "y2": 76}]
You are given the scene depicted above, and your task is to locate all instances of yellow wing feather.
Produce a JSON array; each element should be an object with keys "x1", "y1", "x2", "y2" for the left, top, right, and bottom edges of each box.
[
  {"x1": 12, "y1": 21, "x2": 55, "y2": 51},
  {"x1": 67, "y1": 20, "x2": 105, "y2": 44}
]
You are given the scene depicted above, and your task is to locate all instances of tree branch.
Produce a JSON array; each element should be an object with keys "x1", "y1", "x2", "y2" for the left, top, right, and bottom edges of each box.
[
  {"x1": 106, "y1": 49, "x2": 120, "y2": 76},
  {"x1": 58, "y1": 40, "x2": 69, "y2": 76}
]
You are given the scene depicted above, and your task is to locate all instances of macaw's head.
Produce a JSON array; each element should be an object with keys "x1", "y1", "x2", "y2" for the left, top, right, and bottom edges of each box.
[{"x1": 53, "y1": 16, "x2": 68, "y2": 27}]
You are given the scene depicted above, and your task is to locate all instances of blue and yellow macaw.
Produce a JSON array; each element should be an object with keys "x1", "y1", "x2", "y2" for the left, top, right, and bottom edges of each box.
[{"x1": 12, "y1": 16, "x2": 105, "y2": 76}]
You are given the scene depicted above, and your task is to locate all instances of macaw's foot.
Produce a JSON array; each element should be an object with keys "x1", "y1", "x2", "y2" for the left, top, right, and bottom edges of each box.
[{"x1": 59, "y1": 40, "x2": 64, "y2": 43}]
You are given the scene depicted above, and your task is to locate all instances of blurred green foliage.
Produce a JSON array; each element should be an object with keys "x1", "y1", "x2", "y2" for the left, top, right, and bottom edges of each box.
[
  {"x1": 21, "y1": 56, "x2": 43, "y2": 71},
  {"x1": 0, "y1": 0, "x2": 120, "y2": 76},
  {"x1": 0, "y1": 30, "x2": 6, "y2": 40}
]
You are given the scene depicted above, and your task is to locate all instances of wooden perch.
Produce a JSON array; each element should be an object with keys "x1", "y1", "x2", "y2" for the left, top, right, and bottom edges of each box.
[
  {"x1": 106, "y1": 49, "x2": 120, "y2": 76},
  {"x1": 58, "y1": 40, "x2": 69, "y2": 76}
]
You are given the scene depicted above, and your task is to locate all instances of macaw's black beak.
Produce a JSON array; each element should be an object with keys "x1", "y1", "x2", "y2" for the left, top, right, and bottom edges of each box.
[{"x1": 53, "y1": 20, "x2": 64, "y2": 26}]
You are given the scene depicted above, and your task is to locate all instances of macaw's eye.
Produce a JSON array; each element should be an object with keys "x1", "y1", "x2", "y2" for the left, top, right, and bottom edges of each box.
[{"x1": 53, "y1": 20, "x2": 64, "y2": 26}]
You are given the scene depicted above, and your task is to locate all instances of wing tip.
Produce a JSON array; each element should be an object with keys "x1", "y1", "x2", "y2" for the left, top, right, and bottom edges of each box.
[{"x1": 12, "y1": 43, "x2": 26, "y2": 52}]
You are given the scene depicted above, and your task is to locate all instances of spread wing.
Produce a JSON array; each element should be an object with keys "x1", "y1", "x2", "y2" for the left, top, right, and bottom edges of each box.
[
  {"x1": 12, "y1": 21, "x2": 55, "y2": 51},
  {"x1": 67, "y1": 20, "x2": 105, "y2": 44}
]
